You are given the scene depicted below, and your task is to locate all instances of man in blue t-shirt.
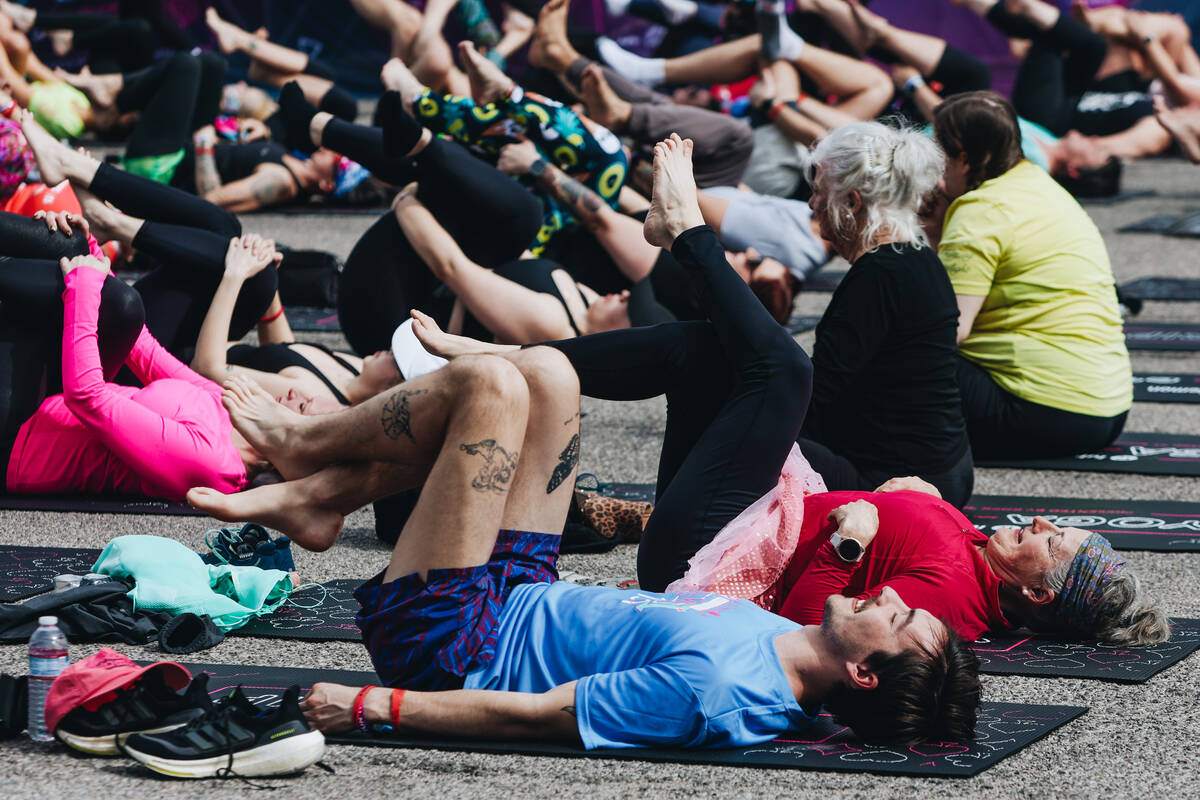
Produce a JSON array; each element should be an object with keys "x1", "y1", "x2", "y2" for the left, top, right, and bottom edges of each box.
[{"x1": 197, "y1": 134, "x2": 980, "y2": 750}]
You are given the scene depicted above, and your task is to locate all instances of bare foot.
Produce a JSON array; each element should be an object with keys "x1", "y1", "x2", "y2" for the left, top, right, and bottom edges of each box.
[
  {"x1": 48, "y1": 29, "x2": 74, "y2": 58},
  {"x1": 187, "y1": 485, "x2": 345, "y2": 553},
  {"x1": 846, "y1": 0, "x2": 889, "y2": 51},
  {"x1": 222, "y1": 374, "x2": 319, "y2": 480},
  {"x1": 457, "y1": 41, "x2": 513, "y2": 106},
  {"x1": 75, "y1": 186, "x2": 130, "y2": 244},
  {"x1": 502, "y1": 3, "x2": 535, "y2": 39},
  {"x1": 530, "y1": 0, "x2": 576, "y2": 72},
  {"x1": 643, "y1": 133, "x2": 704, "y2": 249},
  {"x1": 206, "y1": 7, "x2": 245, "y2": 54},
  {"x1": 54, "y1": 65, "x2": 120, "y2": 109},
  {"x1": 579, "y1": 64, "x2": 631, "y2": 131},
  {"x1": 410, "y1": 309, "x2": 510, "y2": 359},
  {"x1": 19, "y1": 109, "x2": 96, "y2": 185},
  {"x1": 1155, "y1": 98, "x2": 1200, "y2": 164},
  {"x1": 1, "y1": 1, "x2": 36, "y2": 32},
  {"x1": 380, "y1": 58, "x2": 426, "y2": 106}
]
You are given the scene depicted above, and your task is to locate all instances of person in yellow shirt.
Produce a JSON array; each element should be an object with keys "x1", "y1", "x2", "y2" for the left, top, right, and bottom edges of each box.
[{"x1": 924, "y1": 91, "x2": 1131, "y2": 459}]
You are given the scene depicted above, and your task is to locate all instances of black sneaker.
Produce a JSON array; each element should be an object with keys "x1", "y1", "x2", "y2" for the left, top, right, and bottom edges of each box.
[
  {"x1": 122, "y1": 685, "x2": 325, "y2": 779},
  {"x1": 55, "y1": 672, "x2": 213, "y2": 756}
]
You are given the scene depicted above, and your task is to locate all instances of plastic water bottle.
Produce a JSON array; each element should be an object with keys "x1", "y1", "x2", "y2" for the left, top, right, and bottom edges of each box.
[{"x1": 27, "y1": 616, "x2": 68, "y2": 742}]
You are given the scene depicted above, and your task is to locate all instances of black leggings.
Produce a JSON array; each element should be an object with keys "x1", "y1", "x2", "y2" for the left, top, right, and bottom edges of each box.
[
  {"x1": 797, "y1": 434, "x2": 974, "y2": 508},
  {"x1": 956, "y1": 356, "x2": 1127, "y2": 459},
  {"x1": 117, "y1": 52, "x2": 226, "y2": 160},
  {"x1": 547, "y1": 227, "x2": 813, "y2": 591},
  {"x1": 333, "y1": 120, "x2": 544, "y2": 354},
  {"x1": 34, "y1": 14, "x2": 157, "y2": 74},
  {"x1": 87, "y1": 163, "x2": 277, "y2": 358},
  {"x1": 0, "y1": 215, "x2": 146, "y2": 461},
  {"x1": 987, "y1": 2, "x2": 1107, "y2": 136}
]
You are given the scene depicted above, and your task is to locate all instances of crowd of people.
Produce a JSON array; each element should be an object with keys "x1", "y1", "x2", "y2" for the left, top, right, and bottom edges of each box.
[{"x1": 0, "y1": 0, "x2": 1186, "y2": 767}]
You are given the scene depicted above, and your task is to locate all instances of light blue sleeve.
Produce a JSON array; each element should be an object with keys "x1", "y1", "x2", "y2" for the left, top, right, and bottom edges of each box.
[{"x1": 574, "y1": 662, "x2": 707, "y2": 750}]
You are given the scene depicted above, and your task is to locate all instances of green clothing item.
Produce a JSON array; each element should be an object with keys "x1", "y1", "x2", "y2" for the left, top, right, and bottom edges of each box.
[
  {"x1": 28, "y1": 82, "x2": 90, "y2": 139},
  {"x1": 93, "y1": 535, "x2": 294, "y2": 632},
  {"x1": 121, "y1": 148, "x2": 186, "y2": 185}
]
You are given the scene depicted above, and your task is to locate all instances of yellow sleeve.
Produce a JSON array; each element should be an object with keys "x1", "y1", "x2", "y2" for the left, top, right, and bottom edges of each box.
[{"x1": 937, "y1": 197, "x2": 1005, "y2": 297}]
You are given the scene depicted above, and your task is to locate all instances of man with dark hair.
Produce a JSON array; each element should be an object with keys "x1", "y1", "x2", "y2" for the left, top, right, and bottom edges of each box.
[{"x1": 191, "y1": 134, "x2": 981, "y2": 750}]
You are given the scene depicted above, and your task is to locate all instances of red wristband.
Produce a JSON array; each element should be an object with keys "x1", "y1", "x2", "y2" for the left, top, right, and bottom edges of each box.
[
  {"x1": 352, "y1": 685, "x2": 376, "y2": 733},
  {"x1": 390, "y1": 689, "x2": 406, "y2": 728},
  {"x1": 0, "y1": 100, "x2": 16, "y2": 119},
  {"x1": 259, "y1": 305, "x2": 285, "y2": 323},
  {"x1": 766, "y1": 101, "x2": 788, "y2": 122}
]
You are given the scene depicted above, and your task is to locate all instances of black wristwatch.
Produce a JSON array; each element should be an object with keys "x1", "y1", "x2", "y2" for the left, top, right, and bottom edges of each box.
[
  {"x1": 829, "y1": 531, "x2": 865, "y2": 563},
  {"x1": 528, "y1": 158, "x2": 548, "y2": 179}
]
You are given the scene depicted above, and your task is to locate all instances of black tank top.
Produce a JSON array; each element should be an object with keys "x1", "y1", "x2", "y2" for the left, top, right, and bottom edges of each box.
[
  {"x1": 226, "y1": 342, "x2": 359, "y2": 405},
  {"x1": 454, "y1": 259, "x2": 588, "y2": 339},
  {"x1": 173, "y1": 141, "x2": 302, "y2": 194}
]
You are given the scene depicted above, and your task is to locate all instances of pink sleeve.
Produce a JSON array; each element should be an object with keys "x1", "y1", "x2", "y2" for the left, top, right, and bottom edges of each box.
[
  {"x1": 86, "y1": 234, "x2": 104, "y2": 259},
  {"x1": 60, "y1": 268, "x2": 219, "y2": 495},
  {"x1": 124, "y1": 325, "x2": 222, "y2": 400}
]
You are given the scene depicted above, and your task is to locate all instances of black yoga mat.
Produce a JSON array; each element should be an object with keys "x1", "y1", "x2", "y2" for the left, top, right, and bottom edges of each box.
[
  {"x1": 784, "y1": 314, "x2": 821, "y2": 335},
  {"x1": 802, "y1": 270, "x2": 847, "y2": 292},
  {"x1": 971, "y1": 618, "x2": 1200, "y2": 682},
  {"x1": 1117, "y1": 209, "x2": 1200, "y2": 235},
  {"x1": 232, "y1": 579, "x2": 362, "y2": 641},
  {"x1": 1078, "y1": 188, "x2": 1156, "y2": 206},
  {"x1": 0, "y1": 494, "x2": 202, "y2": 516},
  {"x1": 1134, "y1": 373, "x2": 1200, "y2": 403},
  {"x1": 285, "y1": 306, "x2": 342, "y2": 332},
  {"x1": 0, "y1": 545, "x2": 101, "y2": 602},
  {"x1": 1120, "y1": 277, "x2": 1200, "y2": 301},
  {"x1": 963, "y1": 495, "x2": 1200, "y2": 552},
  {"x1": 241, "y1": 205, "x2": 385, "y2": 217},
  {"x1": 183, "y1": 662, "x2": 1086, "y2": 777},
  {"x1": 1125, "y1": 322, "x2": 1200, "y2": 351},
  {"x1": 597, "y1": 482, "x2": 656, "y2": 503},
  {"x1": 976, "y1": 433, "x2": 1200, "y2": 476}
]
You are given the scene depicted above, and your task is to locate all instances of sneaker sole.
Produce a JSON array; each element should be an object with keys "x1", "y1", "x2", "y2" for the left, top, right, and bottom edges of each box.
[
  {"x1": 124, "y1": 730, "x2": 326, "y2": 778},
  {"x1": 55, "y1": 723, "x2": 186, "y2": 757}
]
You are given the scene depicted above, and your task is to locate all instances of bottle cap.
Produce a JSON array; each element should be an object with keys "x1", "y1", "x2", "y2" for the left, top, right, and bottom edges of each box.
[{"x1": 38, "y1": 616, "x2": 57, "y2": 626}]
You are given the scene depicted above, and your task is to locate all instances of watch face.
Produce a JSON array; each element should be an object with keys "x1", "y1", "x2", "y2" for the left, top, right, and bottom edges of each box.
[{"x1": 836, "y1": 537, "x2": 862, "y2": 561}]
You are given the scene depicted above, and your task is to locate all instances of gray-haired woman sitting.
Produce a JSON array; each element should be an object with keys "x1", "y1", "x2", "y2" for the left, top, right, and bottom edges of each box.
[{"x1": 799, "y1": 120, "x2": 974, "y2": 506}]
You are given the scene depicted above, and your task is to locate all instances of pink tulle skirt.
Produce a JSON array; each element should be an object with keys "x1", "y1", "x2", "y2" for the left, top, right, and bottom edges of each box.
[{"x1": 666, "y1": 443, "x2": 827, "y2": 611}]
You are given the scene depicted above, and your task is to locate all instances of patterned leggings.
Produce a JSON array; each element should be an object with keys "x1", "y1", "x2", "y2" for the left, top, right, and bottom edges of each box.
[{"x1": 412, "y1": 85, "x2": 628, "y2": 254}]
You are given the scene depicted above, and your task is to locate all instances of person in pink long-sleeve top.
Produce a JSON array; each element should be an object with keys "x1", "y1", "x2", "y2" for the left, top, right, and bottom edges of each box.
[{"x1": 3, "y1": 246, "x2": 273, "y2": 502}]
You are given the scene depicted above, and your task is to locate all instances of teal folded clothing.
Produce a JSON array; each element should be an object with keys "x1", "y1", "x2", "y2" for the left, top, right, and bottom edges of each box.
[{"x1": 92, "y1": 535, "x2": 294, "y2": 632}]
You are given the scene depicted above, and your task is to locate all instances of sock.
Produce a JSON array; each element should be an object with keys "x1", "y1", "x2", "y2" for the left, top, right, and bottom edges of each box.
[
  {"x1": 606, "y1": 0, "x2": 633, "y2": 16},
  {"x1": 756, "y1": 0, "x2": 805, "y2": 63},
  {"x1": 318, "y1": 86, "x2": 358, "y2": 123},
  {"x1": 377, "y1": 91, "x2": 424, "y2": 157},
  {"x1": 457, "y1": 0, "x2": 501, "y2": 48},
  {"x1": 391, "y1": 319, "x2": 448, "y2": 381},
  {"x1": 596, "y1": 37, "x2": 666, "y2": 87},
  {"x1": 278, "y1": 81, "x2": 318, "y2": 155}
]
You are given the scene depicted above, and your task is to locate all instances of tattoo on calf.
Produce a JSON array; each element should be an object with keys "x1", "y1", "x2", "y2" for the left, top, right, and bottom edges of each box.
[
  {"x1": 563, "y1": 411, "x2": 579, "y2": 426},
  {"x1": 459, "y1": 439, "x2": 518, "y2": 494},
  {"x1": 546, "y1": 433, "x2": 580, "y2": 494},
  {"x1": 380, "y1": 389, "x2": 427, "y2": 440},
  {"x1": 561, "y1": 705, "x2": 577, "y2": 718}
]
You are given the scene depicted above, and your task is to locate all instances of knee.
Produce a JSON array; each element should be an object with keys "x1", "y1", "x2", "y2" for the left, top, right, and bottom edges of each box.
[
  {"x1": 210, "y1": 209, "x2": 242, "y2": 239},
  {"x1": 445, "y1": 355, "x2": 530, "y2": 416},
  {"x1": 126, "y1": 18, "x2": 154, "y2": 44},
  {"x1": 765, "y1": 337, "x2": 812, "y2": 392},
  {"x1": 98, "y1": 275, "x2": 146, "y2": 335},
  {"x1": 960, "y1": 61, "x2": 992, "y2": 94},
  {"x1": 513, "y1": 346, "x2": 579, "y2": 404},
  {"x1": 4, "y1": 31, "x2": 30, "y2": 60},
  {"x1": 196, "y1": 51, "x2": 227, "y2": 84},
  {"x1": 167, "y1": 51, "x2": 201, "y2": 78}
]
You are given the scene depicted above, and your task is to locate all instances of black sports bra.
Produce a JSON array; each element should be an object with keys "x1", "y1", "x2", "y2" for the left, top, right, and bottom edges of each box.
[{"x1": 226, "y1": 342, "x2": 359, "y2": 405}]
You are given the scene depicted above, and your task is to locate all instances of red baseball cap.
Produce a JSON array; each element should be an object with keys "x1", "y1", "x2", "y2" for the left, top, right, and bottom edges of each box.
[{"x1": 45, "y1": 648, "x2": 191, "y2": 733}]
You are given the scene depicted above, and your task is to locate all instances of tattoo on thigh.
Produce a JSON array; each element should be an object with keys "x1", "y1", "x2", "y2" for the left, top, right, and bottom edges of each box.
[
  {"x1": 561, "y1": 705, "x2": 577, "y2": 718},
  {"x1": 563, "y1": 411, "x2": 579, "y2": 426},
  {"x1": 459, "y1": 439, "x2": 518, "y2": 494},
  {"x1": 380, "y1": 389, "x2": 427, "y2": 440},
  {"x1": 545, "y1": 433, "x2": 580, "y2": 495}
]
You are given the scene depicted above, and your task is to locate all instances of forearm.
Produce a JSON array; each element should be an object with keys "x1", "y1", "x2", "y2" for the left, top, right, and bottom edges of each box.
[
  {"x1": 364, "y1": 685, "x2": 580, "y2": 742},
  {"x1": 256, "y1": 292, "x2": 294, "y2": 344},
  {"x1": 190, "y1": 272, "x2": 245, "y2": 379},
  {"x1": 534, "y1": 161, "x2": 608, "y2": 231},
  {"x1": 908, "y1": 84, "x2": 944, "y2": 123},
  {"x1": 194, "y1": 148, "x2": 222, "y2": 197},
  {"x1": 772, "y1": 104, "x2": 829, "y2": 146}
]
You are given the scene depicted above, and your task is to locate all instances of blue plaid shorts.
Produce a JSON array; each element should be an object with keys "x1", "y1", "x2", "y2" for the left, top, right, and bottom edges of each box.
[{"x1": 354, "y1": 530, "x2": 560, "y2": 690}]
